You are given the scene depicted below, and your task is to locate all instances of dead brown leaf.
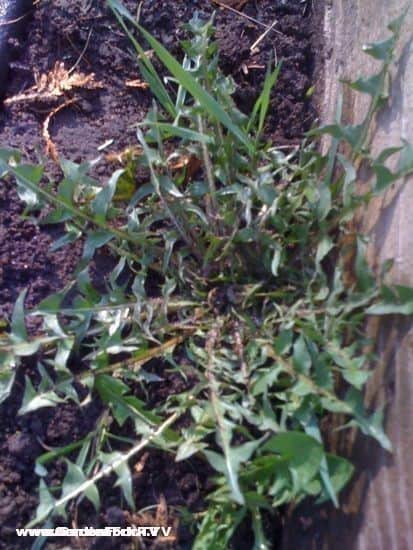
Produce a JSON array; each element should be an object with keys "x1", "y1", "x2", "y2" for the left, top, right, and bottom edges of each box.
[
  {"x1": 125, "y1": 495, "x2": 178, "y2": 545},
  {"x1": 4, "y1": 62, "x2": 103, "y2": 105},
  {"x1": 105, "y1": 145, "x2": 143, "y2": 164},
  {"x1": 134, "y1": 452, "x2": 149, "y2": 473},
  {"x1": 340, "y1": 232, "x2": 358, "y2": 288},
  {"x1": 155, "y1": 494, "x2": 168, "y2": 526},
  {"x1": 168, "y1": 154, "x2": 202, "y2": 183},
  {"x1": 125, "y1": 79, "x2": 150, "y2": 89}
]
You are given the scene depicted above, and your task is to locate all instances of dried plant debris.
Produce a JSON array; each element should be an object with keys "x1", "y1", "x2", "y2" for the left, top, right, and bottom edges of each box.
[
  {"x1": 42, "y1": 98, "x2": 77, "y2": 162},
  {"x1": 125, "y1": 79, "x2": 150, "y2": 89},
  {"x1": 4, "y1": 62, "x2": 103, "y2": 105},
  {"x1": 212, "y1": 0, "x2": 249, "y2": 10}
]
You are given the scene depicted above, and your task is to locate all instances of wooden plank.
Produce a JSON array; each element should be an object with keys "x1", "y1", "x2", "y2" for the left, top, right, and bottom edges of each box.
[{"x1": 283, "y1": 1, "x2": 413, "y2": 548}]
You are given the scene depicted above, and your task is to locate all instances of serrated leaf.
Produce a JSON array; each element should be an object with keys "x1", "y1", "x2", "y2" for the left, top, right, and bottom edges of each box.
[
  {"x1": 19, "y1": 376, "x2": 65, "y2": 415},
  {"x1": 205, "y1": 438, "x2": 262, "y2": 505},
  {"x1": 317, "y1": 454, "x2": 354, "y2": 504},
  {"x1": 0, "y1": 367, "x2": 16, "y2": 405},
  {"x1": 92, "y1": 169, "x2": 124, "y2": 221},
  {"x1": 345, "y1": 388, "x2": 392, "y2": 451},
  {"x1": 373, "y1": 164, "x2": 398, "y2": 193},
  {"x1": 292, "y1": 335, "x2": 312, "y2": 374},
  {"x1": 101, "y1": 452, "x2": 134, "y2": 509},
  {"x1": 316, "y1": 235, "x2": 334, "y2": 267},
  {"x1": 363, "y1": 36, "x2": 396, "y2": 60},
  {"x1": 387, "y1": 8, "x2": 408, "y2": 35},
  {"x1": 263, "y1": 432, "x2": 324, "y2": 490},
  {"x1": 62, "y1": 461, "x2": 100, "y2": 512},
  {"x1": 11, "y1": 289, "x2": 28, "y2": 344},
  {"x1": 28, "y1": 480, "x2": 55, "y2": 527},
  {"x1": 347, "y1": 72, "x2": 383, "y2": 96},
  {"x1": 397, "y1": 140, "x2": 413, "y2": 175}
]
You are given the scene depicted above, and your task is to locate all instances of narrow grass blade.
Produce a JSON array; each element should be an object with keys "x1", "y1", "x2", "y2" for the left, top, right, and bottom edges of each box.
[
  {"x1": 248, "y1": 61, "x2": 282, "y2": 136},
  {"x1": 108, "y1": 0, "x2": 176, "y2": 118},
  {"x1": 108, "y1": 1, "x2": 253, "y2": 153}
]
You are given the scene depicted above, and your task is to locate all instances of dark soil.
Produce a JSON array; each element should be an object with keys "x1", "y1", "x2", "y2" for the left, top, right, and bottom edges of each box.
[{"x1": 0, "y1": 0, "x2": 323, "y2": 547}]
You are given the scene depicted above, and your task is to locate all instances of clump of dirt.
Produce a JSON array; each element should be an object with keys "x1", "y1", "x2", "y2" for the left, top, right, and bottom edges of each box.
[{"x1": 0, "y1": 0, "x2": 323, "y2": 547}]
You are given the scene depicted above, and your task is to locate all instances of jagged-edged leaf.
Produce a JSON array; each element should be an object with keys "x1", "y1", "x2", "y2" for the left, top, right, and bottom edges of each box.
[
  {"x1": 344, "y1": 388, "x2": 392, "y2": 451},
  {"x1": 19, "y1": 376, "x2": 65, "y2": 415},
  {"x1": 10, "y1": 289, "x2": 28, "y2": 344},
  {"x1": 91, "y1": 169, "x2": 124, "y2": 221},
  {"x1": 309, "y1": 123, "x2": 364, "y2": 150},
  {"x1": 61, "y1": 460, "x2": 100, "y2": 511},
  {"x1": 346, "y1": 72, "x2": 383, "y2": 96},
  {"x1": 367, "y1": 284, "x2": 413, "y2": 315},
  {"x1": 317, "y1": 454, "x2": 354, "y2": 504},
  {"x1": 28, "y1": 480, "x2": 55, "y2": 527},
  {"x1": 292, "y1": 335, "x2": 312, "y2": 374},
  {"x1": 363, "y1": 36, "x2": 396, "y2": 60},
  {"x1": 373, "y1": 164, "x2": 398, "y2": 193},
  {"x1": 397, "y1": 140, "x2": 413, "y2": 175},
  {"x1": 262, "y1": 432, "x2": 324, "y2": 490},
  {"x1": 205, "y1": 439, "x2": 262, "y2": 505},
  {"x1": 388, "y1": 8, "x2": 408, "y2": 35},
  {"x1": 0, "y1": 361, "x2": 16, "y2": 405},
  {"x1": 101, "y1": 452, "x2": 134, "y2": 509}
]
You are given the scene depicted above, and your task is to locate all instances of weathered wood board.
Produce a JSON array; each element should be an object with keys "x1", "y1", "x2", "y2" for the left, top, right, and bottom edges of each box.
[{"x1": 283, "y1": 1, "x2": 413, "y2": 548}]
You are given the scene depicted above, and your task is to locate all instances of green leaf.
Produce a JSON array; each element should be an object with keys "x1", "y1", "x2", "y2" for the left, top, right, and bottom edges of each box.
[
  {"x1": 271, "y1": 245, "x2": 282, "y2": 277},
  {"x1": 262, "y1": 432, "x2": 324, "y2": 490},
  {"x1": 13, "y1": 164, "x2": 43, "y2": 208},
  {"x1": 193, "y1": 504, "x2": 246, "y2": 550},
  {"x1": 101, "y1": 452, "x2": 134, "y2": 509},
  {"x1": 91, "y1": 169, "x2": 124, "y2": 221},
  {"x1": 387, "y1": 8, "x2": 408, "y2": 35},
  {"x1": 121, "y1": 15, "x2": 254, "y2": 152},
  {"x1": 355, "y1": 236, "x2": 375, "y2": 292},
  {"x1": 363, "y1": 36, "x2": 396, "y2": 60},
  {"x1": 316, "y1": 236, "x2": 334, "y2": 267},
  {"x1": 292, "y1": 335, "x2": 312, "y2": 374},
  {"x1": 28, "y1": 480, "x2": 55, "y2": 527},
  {"x1": 318, "y1": 454, "x2": 354, "y2": 504},
  {"x1": 108, "y1": 0, "x2": 176, "y2": 117},
  {"x1": 0, "y1": 361, "x2": 16, "y2": 405},
  {"x1": 397, "y1": 140, "x2": 413, "y2": 175},
  {"x1": 367, "y1": 285, "x2": 413, "y2": 315},
  {"x1": 345, "y1": 388, "x2": 392, "y2": 451},
  {"x1": 205, "y1": 439, "x2": 262, "y2": 505},
  {"x1": 62, "y1": 461, "x2": 100, "y2": 512},
  {"x1": 248, "y1": 61, "x2": 282, "y2": 136},
  {"x1": 373, "y1": 164, "x2": 398, "y2": 193},
  {"x1": 274, "y1": 330, "x2": 293, "y2": 356},
  {"x1": 139, "y1": 122, "x2": 213, "y2": 144},
  {"x1": 309, "y1": 123, "x2": 364, "y2": 150},
  {"x1": 10, "y1": 289, "x2": 28, "y2": 344},
  {"x1": 19, "y1": 376, "x2": 65, "y2": 415},
  {"x1": 82, "y1": 230, "x2": 114, "y2": 262},
  {"x1": 347, "y1": 72, "x2": 386, "y2": 97},
  {"x1": 317, "y1": 184, "x2": 332, "y2": 221}
]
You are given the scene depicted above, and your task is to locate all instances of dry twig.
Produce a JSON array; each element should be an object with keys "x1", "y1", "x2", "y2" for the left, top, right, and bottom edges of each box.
[
  {"x1": 211, "y1": 0, "x2": 284, "y2": 36},
  {"x1": 42, "y1": 98, "x2": 76, "y2": 162}
]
